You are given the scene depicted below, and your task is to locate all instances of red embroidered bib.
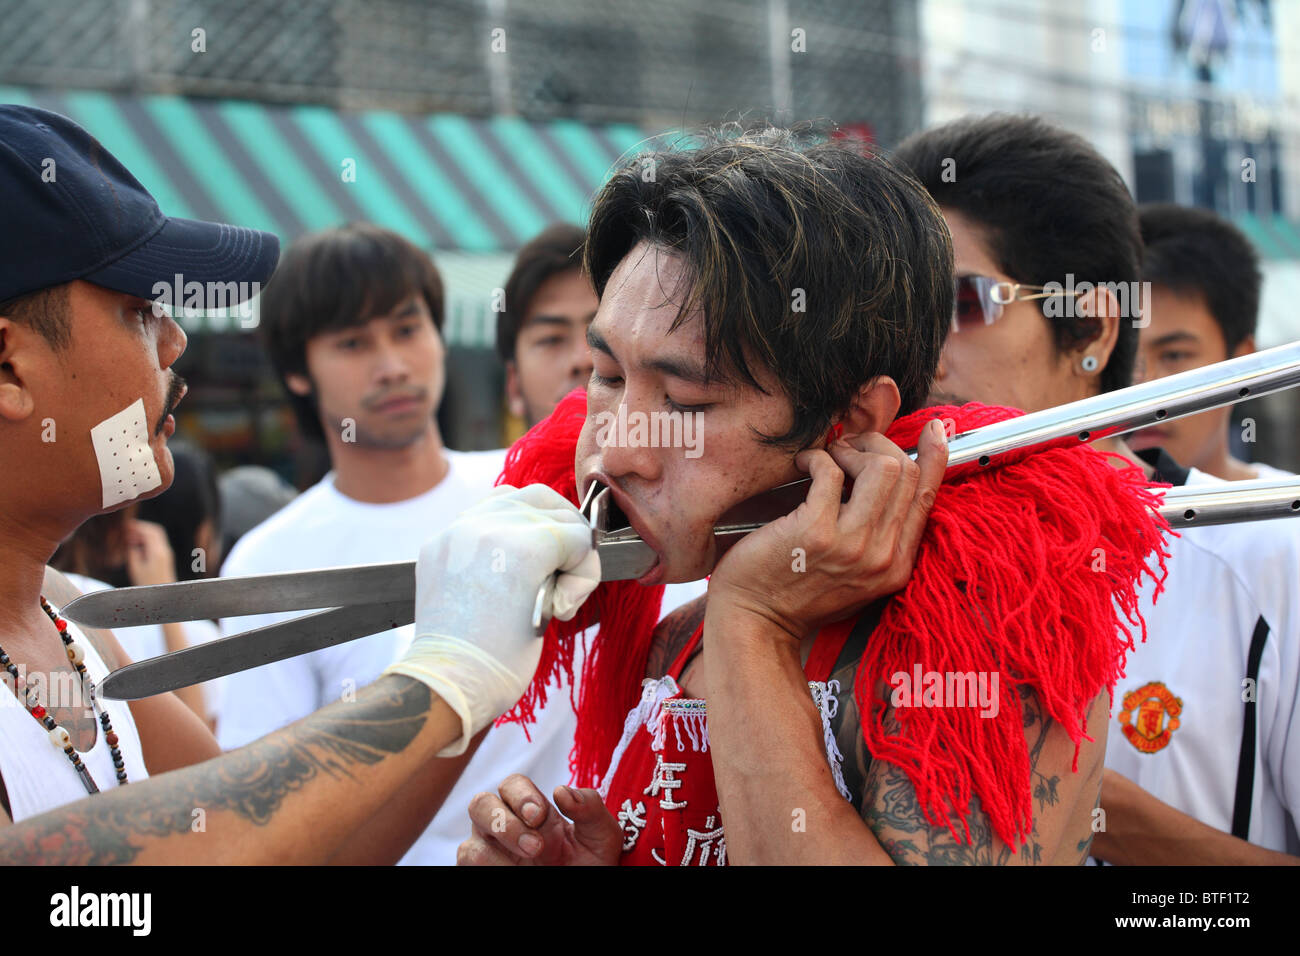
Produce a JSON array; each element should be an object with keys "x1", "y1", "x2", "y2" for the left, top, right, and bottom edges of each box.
[{"x1": 598, "y1": 617, "x2": 857, "y2": 866}]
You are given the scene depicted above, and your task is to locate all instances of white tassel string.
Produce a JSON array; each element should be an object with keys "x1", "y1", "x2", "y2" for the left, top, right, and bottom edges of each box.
[
  {"x1": 812, "y1": 680, "x2": 853, "y2": 802},
  {"x1": 599, "y1": 676, "x2": 679, "y2": 800}
]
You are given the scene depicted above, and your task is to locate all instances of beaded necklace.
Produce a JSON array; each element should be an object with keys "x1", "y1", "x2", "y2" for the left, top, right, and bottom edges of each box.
[{"x1": 0, "y1": 598, "x2": 129, "y2": 795}]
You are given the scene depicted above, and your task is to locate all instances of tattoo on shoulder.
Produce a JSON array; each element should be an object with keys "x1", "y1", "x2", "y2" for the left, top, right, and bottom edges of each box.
[
  {"x1": 0, "y1": 677, "x2": 431, "y2": 865},
  {"x1": 645, "y1": 595, "x2": 707, "y2": 680},
  {"x1": 858, "y1": 683, "x2": 1056, "y2": 865}
]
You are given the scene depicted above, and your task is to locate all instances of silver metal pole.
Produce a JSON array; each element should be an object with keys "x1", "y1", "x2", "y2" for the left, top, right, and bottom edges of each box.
[{"x1": 942, "y1": 340, "x2": 1300, "y2": 469}]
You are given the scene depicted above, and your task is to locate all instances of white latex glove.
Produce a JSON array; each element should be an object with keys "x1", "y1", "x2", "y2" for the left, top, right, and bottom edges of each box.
[{"x1": 383, "y1": 484, "x2": 600, "y2": 756}]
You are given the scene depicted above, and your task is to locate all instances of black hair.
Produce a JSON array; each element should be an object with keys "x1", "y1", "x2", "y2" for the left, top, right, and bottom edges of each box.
[
  {"x1": 497, "y1": 223, "x2": 587, "y2": 363},
  {"x1": 0, "y1": 284, "x2": 71, "y2": 350},
  {"x1": 585, "y1": 125, "x2": 953, "y2": 450},
  {"x1": 260, "y1": 223, "x2": 444, "y2": 443},
  {"x1": 895, "y1": 113, "x2": 1143, "y2": 394},
  {"x1": 1139, "y1": 202, "x2": 1261, "y2": 352}
]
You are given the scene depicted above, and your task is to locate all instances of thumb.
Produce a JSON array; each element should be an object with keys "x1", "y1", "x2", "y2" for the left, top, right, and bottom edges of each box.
[{"x1": 555, "y1": 786, "x2": 623, "y2": 858}]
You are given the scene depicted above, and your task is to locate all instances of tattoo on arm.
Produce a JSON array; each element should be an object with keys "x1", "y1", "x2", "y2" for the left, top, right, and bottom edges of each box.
[
  {"x1": 0, "y1": 677, "x2": 431, "y2": 865},
  {"x1": 854, "y1": 682, "x2": 1054, "y2": 866}
]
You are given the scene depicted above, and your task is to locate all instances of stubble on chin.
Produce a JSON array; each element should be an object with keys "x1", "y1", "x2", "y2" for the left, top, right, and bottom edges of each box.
[{"x1": 326, "y1": 413, "x2": 432, "y2": 451}]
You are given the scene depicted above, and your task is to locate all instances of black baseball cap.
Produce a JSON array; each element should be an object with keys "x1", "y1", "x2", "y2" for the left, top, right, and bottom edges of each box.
[{"x1": 0, "y1": 104, "x2": 278, "y2": 306}]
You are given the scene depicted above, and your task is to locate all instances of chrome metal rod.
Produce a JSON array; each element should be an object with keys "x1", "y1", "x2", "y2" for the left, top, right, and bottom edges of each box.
[
  {"x1": 706, "y1": 479, "x2": 1300, "y2": 540},
  {"x1": 941, "y1": 340, "x2": 1300, "y2": 469},
  {"x1": 1158, "y1": 479, "x2": 1300, "y2": 529}
]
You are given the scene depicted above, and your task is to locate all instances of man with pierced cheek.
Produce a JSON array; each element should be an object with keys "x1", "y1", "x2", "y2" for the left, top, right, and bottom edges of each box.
[{"x1": 459, "y1": 128, "x2": 1168, "y2": 867}]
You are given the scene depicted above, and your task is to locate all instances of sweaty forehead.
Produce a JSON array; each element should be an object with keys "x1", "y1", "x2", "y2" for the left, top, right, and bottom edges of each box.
[{"x1": 594, "y1": 244, "x2": 704, "y2": 351}]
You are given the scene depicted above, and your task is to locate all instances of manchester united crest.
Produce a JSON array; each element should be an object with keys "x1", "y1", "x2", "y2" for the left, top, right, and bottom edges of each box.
[{"x1": 1118, "y1": 681, "x2": 1183, "y2": 753}]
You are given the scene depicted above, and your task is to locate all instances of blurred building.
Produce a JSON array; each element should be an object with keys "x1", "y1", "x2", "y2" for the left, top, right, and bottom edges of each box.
[{"x1": 0, "y1": 0, "x2": 922, "y2": 481}]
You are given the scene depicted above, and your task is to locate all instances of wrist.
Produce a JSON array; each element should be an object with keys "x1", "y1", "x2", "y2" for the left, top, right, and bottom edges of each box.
[{"x1": 705, "y1": 593, "x2": 810, "y2": 646}]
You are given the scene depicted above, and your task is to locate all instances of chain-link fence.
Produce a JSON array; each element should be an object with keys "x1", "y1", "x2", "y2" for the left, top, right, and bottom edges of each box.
[{"x1": 0, "y1": 0, "x2": 922, "y2": 142}]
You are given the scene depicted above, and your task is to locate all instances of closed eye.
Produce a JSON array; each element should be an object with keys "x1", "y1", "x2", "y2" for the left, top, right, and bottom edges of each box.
[{"x1": 665, "y1": 396, "x2": 710, "y2": 413}]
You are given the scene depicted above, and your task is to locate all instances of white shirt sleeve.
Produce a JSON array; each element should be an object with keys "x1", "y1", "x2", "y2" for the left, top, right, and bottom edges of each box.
[
  {"x1": 1262, "y1": 609, "x2": 1300, "y2": 840},
  {"x1": 214, "y1": 608, "x2": 323, "y2": 749}
]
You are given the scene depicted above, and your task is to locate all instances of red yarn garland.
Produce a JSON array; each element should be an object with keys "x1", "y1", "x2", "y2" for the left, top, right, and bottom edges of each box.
[
  {"x1": 493, "y1": 390, "x2": 666, "y2": 788},
  {"x1": 495, "y1": 392, "x2": 1171, "y2": 849}
]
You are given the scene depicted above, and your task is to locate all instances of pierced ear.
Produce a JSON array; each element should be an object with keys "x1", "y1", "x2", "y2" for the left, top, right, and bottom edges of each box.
[
  {"x1": 1070, "y1": 286, "x2": 1122, "y2": 371},
  {"x1": 285, "y1": 372, "x2": 313, "y2": 397}
]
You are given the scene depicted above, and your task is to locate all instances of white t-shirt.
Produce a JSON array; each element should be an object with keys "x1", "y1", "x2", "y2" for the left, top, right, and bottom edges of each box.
[
  {"x1": 1250, "y1": 461, "x2": 1296, "y2": 481},
  {"x1": 1103, "y1": 456, "x2": 1300, "y2": 856},
  {"x1": 216, "y1": 448, "x2": 707, "y2": 864},
  {"x1": 216, "y1": 449, "x2": 507, "y2": 752},
  {"x1": 0, "y1": 611, "x2": 150, "y2": 822}
]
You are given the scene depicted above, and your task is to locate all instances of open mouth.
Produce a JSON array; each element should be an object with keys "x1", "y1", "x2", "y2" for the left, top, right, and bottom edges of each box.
[
  {"x1": 604, "y1": 493, "x2": 633, "y2": 535},
  {"x1": 586, "y1": 479, "x2": 666, "y2": 584}
]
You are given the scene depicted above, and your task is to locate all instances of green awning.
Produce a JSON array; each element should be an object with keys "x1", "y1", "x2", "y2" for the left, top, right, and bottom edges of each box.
[
  {"x1": 0, "y1": 85, "x2": 648, "y2": 251},
  {"x1": 2, "y1": 86, "x2": 650, "y2": 346},
  {"x1": 1235, "y1": 213, "x2": 1300, "y2": 261}
]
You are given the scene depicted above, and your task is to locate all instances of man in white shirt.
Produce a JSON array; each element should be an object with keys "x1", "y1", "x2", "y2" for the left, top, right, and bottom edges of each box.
[
  {"x1": 1127, "y1": 203, "x2": 1295, "y2": 481},
  {"x1": 896, "y1": 114, "x2": 1300, "y2": 863},
  {"x1": 220, "y1": 223, "x2": 703, "y2": 864}
]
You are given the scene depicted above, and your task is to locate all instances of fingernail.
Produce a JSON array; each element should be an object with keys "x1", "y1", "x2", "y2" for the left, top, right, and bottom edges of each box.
[
  {"x1": 521, "y1": 801, "x2": 543, "y2": 825},
  {"x1": 565, "y1": 786, "x2": 583, "y2": 804},
  {"x1": 518, "y1": 832, "x2": 543, "y2": 856},
  {"x1": 930, "y1": 419, "x2": 948, "y2": 444}
]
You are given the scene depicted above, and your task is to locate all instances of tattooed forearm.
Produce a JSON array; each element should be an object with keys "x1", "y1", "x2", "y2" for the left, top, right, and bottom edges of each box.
[{"x1": 0, "y1": 677, "x2": 431, "y2": 865}]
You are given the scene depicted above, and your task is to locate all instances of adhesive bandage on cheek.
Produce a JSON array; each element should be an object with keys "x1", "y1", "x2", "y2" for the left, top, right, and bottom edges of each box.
[{"x1": 90, "y1": 399, "x2": 163, "y2": 508}]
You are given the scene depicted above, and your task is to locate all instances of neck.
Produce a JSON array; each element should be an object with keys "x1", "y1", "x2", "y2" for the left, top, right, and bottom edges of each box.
[
  {"x1": 326, "y1": 424, "x2": 450, "y2": 504},
  {"x1": 1196, "y1": 442, "x2": 1258, "y2": 482},
  {"x1": 0, "y1": 506, "x2": 71, "y2": 640},
  {"x1": 1091, "y1": 436, "x2": 1154, "y2": 480}
]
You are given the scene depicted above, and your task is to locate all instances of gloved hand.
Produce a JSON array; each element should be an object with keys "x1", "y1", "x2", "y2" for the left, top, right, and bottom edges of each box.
[{"x1": 384, "y1": 484, "x2": 600, "y2": 756}]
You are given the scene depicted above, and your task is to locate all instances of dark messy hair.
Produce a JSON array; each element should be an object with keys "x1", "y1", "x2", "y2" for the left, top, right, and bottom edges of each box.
[
  {"x1": 584, "y1": 125, "x2": 953, "y2": 450},
  {"x1": 0, "y1": 284, "x2": 72, "y2": 351},
  {"x1": 497, "y1": 223, "x2": 587, "y2": 363},
  {"x1": 260, "y1": 223, "x2": 445, "y2": 443},
  {"x1": 895, "y1": 113, "x2": 1142, "y2": 395},
  {"x1": 1139, "y1": 202, "x2": 1261, "y2": 353}
]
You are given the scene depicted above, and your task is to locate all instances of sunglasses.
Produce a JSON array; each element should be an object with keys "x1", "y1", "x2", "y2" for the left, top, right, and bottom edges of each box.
[{"x1": 952, "y1": 275, "x2": 1084, "y2": 332}]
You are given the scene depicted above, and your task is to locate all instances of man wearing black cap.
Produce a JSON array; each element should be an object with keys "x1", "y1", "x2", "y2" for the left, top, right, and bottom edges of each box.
[
  {"x1": 0, "y1": 104, "x2": 278, "y2": 825},
  {"x1": 0, "y1": 105, "x2": 606, "y2": 863}
]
